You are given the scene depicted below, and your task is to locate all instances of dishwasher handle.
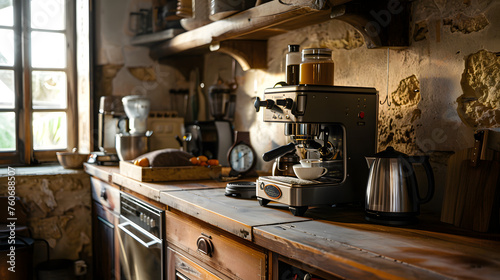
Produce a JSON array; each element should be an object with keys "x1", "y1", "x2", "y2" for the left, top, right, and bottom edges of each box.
[
  {"x1": 118, "y1": 221, "x2": 161, "y2": 248},
  {"x1": 175, "y1": 271, "x2": 190, "y2": 280}
]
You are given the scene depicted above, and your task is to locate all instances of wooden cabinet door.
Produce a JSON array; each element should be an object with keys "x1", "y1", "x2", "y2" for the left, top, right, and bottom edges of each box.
[
  {"x1": 93, "y1": 201, "x2": 119, "y2": 280},
  {"x1": 166, "y1": 210, "x2": 267, "y2": 280}
]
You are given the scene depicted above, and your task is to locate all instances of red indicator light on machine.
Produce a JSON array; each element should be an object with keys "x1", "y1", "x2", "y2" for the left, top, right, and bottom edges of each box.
[{"x1": 358, "y1": 111, "x2": 365, "y2": 119}]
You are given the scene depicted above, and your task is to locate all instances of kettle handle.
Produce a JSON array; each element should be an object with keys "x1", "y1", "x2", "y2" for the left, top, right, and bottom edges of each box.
[{"x1": 409, "y1": 156, "x2": 435, "y2": 204}]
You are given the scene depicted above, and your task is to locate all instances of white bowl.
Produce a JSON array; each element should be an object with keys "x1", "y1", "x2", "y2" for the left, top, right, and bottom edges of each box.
[{"x1": 293, "y1": 164, "x2": 327, "y2": 180}]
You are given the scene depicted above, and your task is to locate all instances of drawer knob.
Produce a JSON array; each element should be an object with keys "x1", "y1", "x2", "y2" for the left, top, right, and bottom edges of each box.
[{"x1": 196, "y1": 236, "x2": 213, "y2": 257}]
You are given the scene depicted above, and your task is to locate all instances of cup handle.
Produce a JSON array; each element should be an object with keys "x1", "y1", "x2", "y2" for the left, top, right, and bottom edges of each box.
[{"x1": 320, "y1": 167, "x2": 328, "y2": 176}]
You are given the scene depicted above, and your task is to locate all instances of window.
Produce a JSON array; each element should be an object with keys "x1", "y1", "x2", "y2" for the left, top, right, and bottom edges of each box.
[{"x1": 0, "y1": 0, "x2": 76, "y2": 165}]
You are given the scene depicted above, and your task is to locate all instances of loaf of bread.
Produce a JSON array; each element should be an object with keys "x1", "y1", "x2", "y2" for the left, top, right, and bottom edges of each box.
[{"x1": 134, "y1": 149, "x2": 193, "y2": 167}]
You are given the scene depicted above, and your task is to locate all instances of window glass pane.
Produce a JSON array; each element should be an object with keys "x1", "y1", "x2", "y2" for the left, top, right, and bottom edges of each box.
[
  {"x1": 32, "y1": 71, "x2": 67, "y2": 109},
  {"x1": 31, "y1": 0, "x2": 65, "y2": 30},
  {"x1": 0, "y1": 0, "x2": 13, "y2": 27},
  {"x1": 0, "y1": 69, "x2": 15, "y2": 108},
  {"x1": 33, "y1": 111, "x2": 67, "y2": 150},
  {"x1": 0, "y1": 112, "x2": 15, "y2": 151},
  {"x1": 31, "y1": 31, "x2": 66, "y2": 68},
  {"x1": 0, "y1": 29, "x2": 14, "y2": 66}
]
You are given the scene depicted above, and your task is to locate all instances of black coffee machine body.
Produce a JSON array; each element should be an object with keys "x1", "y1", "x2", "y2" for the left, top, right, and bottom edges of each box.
[
  {"x1": 184, "y1": 75, "x2": 236, "y2": 166},
  {"x1": 185, "y1": 120, "x2": 233, "y2": 166}
]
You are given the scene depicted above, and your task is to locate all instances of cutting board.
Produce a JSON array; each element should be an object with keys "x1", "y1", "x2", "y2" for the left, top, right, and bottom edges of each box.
[
  {"x1": 441, "y1": 148, "x2": 473, "y2": 224},
  {"x1": 455, "y1": 159, "x2": 500, "y2": 231},
  {"x1": 119, "y1": 161, "x2": 222, "y2": 182},
  {"x1": 442, "y1": 130, "x2": 500, "y2": 232}
]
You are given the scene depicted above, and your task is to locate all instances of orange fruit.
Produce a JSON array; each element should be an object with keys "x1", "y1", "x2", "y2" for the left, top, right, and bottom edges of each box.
[
  {"x1": 134, "y1": 157, "x2": 150, "y2": 167},
  {"x1": 190, "y1": 157, "x2": 200, "y2": 165},
  {"x1": 199, "y1": 161, "x2": 208, "y2": 166},
  {"x1": 197, "y1": 155, "x2": 208, "y2": 162},
  {"x1": 207, "y1": 159, "x2": 219, "y2": 166}
]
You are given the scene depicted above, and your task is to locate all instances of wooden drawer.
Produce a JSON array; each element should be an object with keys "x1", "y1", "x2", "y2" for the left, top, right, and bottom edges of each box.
[
  {"x1": 167, "y1": 246, "x2": 225, "y2": 280},
  {"x1": 91, "y1": 176, "x2": 120, "y2": 213},
  {"x1": 166, "y1": 210, "x2": 267, "y2": 280}
]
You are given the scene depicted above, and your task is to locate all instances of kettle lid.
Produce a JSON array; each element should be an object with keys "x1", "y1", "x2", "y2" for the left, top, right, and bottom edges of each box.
[{"x1": 374, "y1": 146, "x2": 408, "y2": 158}]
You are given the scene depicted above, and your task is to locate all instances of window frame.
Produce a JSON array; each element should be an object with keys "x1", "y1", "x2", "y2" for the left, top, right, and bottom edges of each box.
[{"x1": 0, "y1": 0, "x2": 77, "y2": 165}]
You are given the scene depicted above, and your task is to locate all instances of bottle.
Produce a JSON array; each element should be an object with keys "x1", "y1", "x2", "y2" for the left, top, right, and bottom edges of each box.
[
  {"x1": 299, "y1": 48, "x2": 334, "y2": 86},
  {"x1": 285, "y1": 44, "x2": 301, "y2": 85}
]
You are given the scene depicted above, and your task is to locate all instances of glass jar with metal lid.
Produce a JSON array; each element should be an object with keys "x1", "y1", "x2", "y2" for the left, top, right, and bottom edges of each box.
[{"x1": 299, "y1": 48, "x2": 334, "y2": 86}]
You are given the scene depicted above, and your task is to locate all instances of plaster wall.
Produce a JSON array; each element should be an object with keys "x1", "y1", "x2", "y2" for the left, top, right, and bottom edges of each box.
[
  {"x1": 220, "y1": 0, "x2": 500, "y2": 213},
  {"x1": 95, "y1": 0, "x2": 500, "y2": 214},
  {"x1": 95, "y1": 0, "x2": 190, "y2": 111}
]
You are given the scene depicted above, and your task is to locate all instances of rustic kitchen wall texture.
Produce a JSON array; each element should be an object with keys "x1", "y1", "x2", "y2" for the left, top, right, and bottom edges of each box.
[
  {"x1": 0, "y1": 171, "x2": 91, "y2": 277},
  {"x1": 237, "y1": 0, "x2": 500, "y2": 213},
  {"x1": 95, "y1": 0, "x2": 190, "y2": 112},
  {"x1": 96, "y1": 0, "x2": 500, "y2": 213}
]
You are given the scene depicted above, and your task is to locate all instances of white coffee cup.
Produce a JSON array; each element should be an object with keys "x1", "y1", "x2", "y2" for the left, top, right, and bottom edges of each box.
[
  {"x1": 293, "y1": 164, "x2": 328, "y2": 180},
  {"x1": 299, "y1": 159, "x2": 322, "y2": 167}
]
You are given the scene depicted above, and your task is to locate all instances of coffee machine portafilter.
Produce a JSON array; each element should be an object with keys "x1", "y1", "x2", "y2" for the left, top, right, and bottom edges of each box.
[{"x1": 255, "y1": 85, "x2": 378, "y2": 216}]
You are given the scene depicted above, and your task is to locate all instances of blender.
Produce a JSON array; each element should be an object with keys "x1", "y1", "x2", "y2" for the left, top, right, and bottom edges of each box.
[
  {"x1": 116, "y1": 96, "x2": 153, "y2": 161},
  {"x1": 184, "y1": 76, "x2": 235, "y2": 166}
]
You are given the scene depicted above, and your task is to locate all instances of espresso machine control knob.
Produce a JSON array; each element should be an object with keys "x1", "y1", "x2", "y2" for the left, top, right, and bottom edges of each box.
[
  {"x1": 254, "y1": 97, "x2": 271, "y2": 112},
  {"x1": 254, "y1": 97, "x2": 283, "y2": 114},
  {"x1": 276, "y1": 98, "x2": 293, "y2": 109}
]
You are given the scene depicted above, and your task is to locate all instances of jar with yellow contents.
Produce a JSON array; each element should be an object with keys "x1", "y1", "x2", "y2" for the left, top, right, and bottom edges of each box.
[{"x1": 299, "y1": 48, "x2": 334, "y2": 86}]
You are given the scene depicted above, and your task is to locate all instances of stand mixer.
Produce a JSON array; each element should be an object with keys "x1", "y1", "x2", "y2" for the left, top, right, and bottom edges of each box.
[
  {"x1": 122, "y1": 95, "x2": 151, "y2": 135},
  {"x1": 115, "y1": 95, "x2": 152, "y2": 161},
  {"x1": 254, "y1": 85, "x2": 378, "y2": 216}
]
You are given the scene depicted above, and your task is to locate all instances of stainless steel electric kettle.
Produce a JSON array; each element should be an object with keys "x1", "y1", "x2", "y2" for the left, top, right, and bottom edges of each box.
[{"x1": 365, "y1": 146, "x2": 435, "y2": 225}]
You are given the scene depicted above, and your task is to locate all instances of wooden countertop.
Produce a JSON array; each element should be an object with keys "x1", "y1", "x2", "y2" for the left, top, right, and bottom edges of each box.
[
  {"x1": 160, "y1": 188, "x2": 309, "y2": 240},
  {"x1": 85, "y1": 163, "x2": 500, "y2": 279},
  {"x1": 255, "y1": 206, "x2": 500, "y2": 279}
]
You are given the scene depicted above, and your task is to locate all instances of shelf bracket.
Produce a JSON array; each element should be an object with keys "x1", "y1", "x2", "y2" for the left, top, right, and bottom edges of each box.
[
  {"x1": 330, "y1": 0, "x2": 413, "y2": 48},
  {"x1": 210, "y1": 40, "x2": 268, "y2": 71}
]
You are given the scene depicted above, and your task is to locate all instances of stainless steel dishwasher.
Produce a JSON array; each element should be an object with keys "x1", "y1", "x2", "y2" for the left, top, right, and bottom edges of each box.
[{"x1": 118, "y1": 192, "x2": 165, "y2": 280}]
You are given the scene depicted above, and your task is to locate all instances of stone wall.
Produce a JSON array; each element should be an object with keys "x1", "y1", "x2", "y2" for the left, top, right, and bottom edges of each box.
[{"x1": 0, "y1": 172, "x2": 92, "y2": 278}]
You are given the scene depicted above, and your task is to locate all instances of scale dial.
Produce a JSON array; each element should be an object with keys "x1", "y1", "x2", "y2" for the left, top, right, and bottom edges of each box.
[{"x1": 229, "y1": 143, "x2": 256, "y2": 173}]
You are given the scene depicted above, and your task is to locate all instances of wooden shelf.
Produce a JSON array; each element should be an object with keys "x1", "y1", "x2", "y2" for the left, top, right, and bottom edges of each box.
[
  {"x1": 148, "y1": 0, "x2": 333, "y2": 62},
  {"x1": 138, "y1": 0, "x2": 412, "y2": 69},
  {"x1": 130, "y1": 28, "x2": 185, "y2": 46}
]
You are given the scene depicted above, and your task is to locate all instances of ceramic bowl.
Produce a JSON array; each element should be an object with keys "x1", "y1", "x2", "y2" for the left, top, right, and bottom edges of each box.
[
  {"x1": 56, "y1": 152, "x2": 90, "y2": 169},
  {"x1": 299, "y1": 159, "x2": 322, "y2": 167}
]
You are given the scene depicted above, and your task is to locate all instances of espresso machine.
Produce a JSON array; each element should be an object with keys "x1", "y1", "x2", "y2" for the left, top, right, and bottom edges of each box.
[
  {"x1": 97, "y1": 96, "x2": 126, "y2": 153},
  {"x1": 254, "y1": 85, "x2": 378, "y2": 216},
  {"x1": 89, "y1": 96, "x2": 126, "y2": 165}
]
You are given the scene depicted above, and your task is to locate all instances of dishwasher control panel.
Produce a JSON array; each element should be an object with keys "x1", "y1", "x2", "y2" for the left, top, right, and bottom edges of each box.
[{"x1": 120, "y1": 192, "x2": 164, "y2": 239}]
